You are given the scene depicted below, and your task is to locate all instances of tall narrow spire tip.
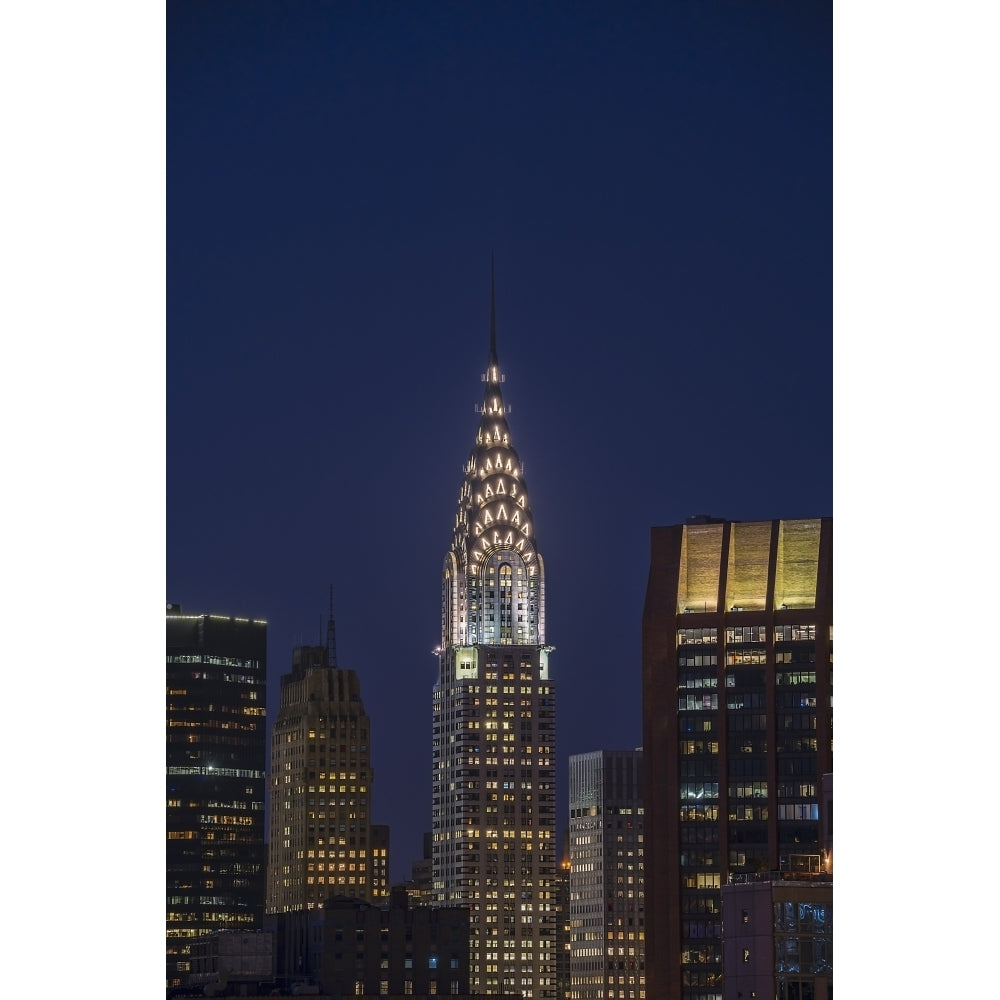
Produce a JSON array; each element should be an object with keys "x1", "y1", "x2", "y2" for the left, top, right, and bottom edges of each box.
[
  {"x1": 489, "y1": 254, "x2": 497, "y2": 365},
  {"x1": 326, "y1": 585, "x2": 338, "y2": 669}
]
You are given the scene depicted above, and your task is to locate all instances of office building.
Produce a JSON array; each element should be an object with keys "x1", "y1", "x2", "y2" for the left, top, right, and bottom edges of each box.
[
  {"x1": 568, "y1": 750, "x2": 645, "y2": 999},
  {"x1": 166, "y1": 605, "x2": 268, "y2": 987},
  {"x1": 721, "y1": 865, "x2": 832, "y2": 1000},
  {"x1": 266, "y1": 607, "x2": 375, "y2": 913},
  {"x1": 395, "y1": 832, "x2": 434, "y2": 907},
  {"x1": 432, "y1": 271, "x2": 557, "y2": 996},
  {"x1": 371, "y1": 823, "x2": 391, "y2": 902},
  {"x1": 555, "y1": 832, "x2": 571, "y2": 1000},
  {"x1": 821, "y1": 773, "x2": 832, "y2": 868},
  {"x1": 272, "y1": 888, "x2": 471, "y2": 996},
  {"x1": 641, "y1": 517, "x2": 832, "y2": 1000},
  {"x1": 185, "y1": 930, "x2": 275, "y2": 996}
]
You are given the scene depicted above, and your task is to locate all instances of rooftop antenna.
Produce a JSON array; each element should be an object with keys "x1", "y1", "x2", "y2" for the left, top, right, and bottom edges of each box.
[
  {"x1": 489, "y1": 252, "x2": 498, "y2": 365},
  {"x1": 326, "y1": 585, "x2": 339, "y2": 668},
  {"x1": 478, "y1": 254, "x2": 507, "y2": 405}
]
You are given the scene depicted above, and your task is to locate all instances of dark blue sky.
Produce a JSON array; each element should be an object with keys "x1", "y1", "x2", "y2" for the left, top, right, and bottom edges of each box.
[{"x1": 167, "y1": 0, "x2": 831, "y2": 881}]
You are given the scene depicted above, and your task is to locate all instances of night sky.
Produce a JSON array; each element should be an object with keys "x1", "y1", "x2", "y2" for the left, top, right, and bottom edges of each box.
[{"x1": 167, "y1": 1, "x2": 832, "y2": 882}]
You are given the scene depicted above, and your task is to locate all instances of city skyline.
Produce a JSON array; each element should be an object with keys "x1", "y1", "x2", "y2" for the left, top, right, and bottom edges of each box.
[
  {"x1": 5, "y1": 1, "x2": 990, "y2": 995},
  {"x1": 167, "y1": 3, "x2": 833, "y2": 884}
]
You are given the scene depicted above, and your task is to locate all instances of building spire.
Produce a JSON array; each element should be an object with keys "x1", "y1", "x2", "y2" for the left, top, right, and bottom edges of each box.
[
  {"x1": 489, "y1": 253, "x2": 498, "y2": 367},
  {"x1": 326, "y1": 585, "x2": 338, "y2": 668}
]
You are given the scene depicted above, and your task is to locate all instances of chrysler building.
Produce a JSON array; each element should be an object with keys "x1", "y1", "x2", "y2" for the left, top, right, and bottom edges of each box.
[{"x1": 432, "y1": 269, "x2": 557, "y2": 997}]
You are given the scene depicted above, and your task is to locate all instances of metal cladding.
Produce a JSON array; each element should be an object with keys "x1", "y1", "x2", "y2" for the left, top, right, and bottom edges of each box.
[
  {"x1": 453, "y1": 362, "x2": 536, "y2": 565},
  {"x1": 442, "y1": 340, "x2": 546, "y2": 649}
]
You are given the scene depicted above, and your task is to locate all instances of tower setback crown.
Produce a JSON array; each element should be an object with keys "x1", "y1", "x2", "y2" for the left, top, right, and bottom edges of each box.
[{"x1": 441, "y1": 265, "x2": 545, "y2": 648}]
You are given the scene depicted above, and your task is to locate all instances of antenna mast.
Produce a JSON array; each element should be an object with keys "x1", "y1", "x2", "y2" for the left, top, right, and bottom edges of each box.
[{"x1": 326, "y1": 585, "x2": 338, "y2": 668}]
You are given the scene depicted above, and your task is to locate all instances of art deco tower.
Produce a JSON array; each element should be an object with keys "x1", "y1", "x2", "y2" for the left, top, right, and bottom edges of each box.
[
  {"x1": 267, "y1": 599, "x2": 375, "y2": 913},
  {"x1": 433, "y1": 271, "x2": 557, "y2": 998}
]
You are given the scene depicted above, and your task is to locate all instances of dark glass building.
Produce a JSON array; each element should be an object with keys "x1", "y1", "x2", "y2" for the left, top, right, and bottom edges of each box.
[
  {"x1": 166, "y1": 605, "x2": 268, "y2": 987},
  {"x1": 641, "y1": 518, "x2": 832, "y2": 1000}
]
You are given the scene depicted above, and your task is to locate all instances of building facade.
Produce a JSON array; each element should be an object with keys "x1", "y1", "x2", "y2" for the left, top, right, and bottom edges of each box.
[
  {"x1": 395, "y1": 831, "x2": 434, "y2": 907},
  {"x1": 267, "y1": 611, "x2": 375, "y2": 913},
  {"x1": 432, "y1": 275, "x2": 558, "y2": 997},
  {"x1": 720, "y1": 871, "x2": 832, "y2": 1000},
  {"x1": 371, "y1": 823, "x2": 391, "y2": 903},
  {"x1": 185, "y1": 930, "x2": 275, "y2": 996},
  {"x1": 166, "y1": 605, "x2": 268, "y2": 987},
  {"x1": 568, "y1": 750, "x2": 645, "y2": 1000},
  {"x1": 555, "y1": 832, "x2": 571, "y2": 1000},
  {"x1": 271, "y1": 889, "x2": 471, "y2": 997},
  {"x1": 641, "y1": 517, "x2": 832, "y2": 1000}
]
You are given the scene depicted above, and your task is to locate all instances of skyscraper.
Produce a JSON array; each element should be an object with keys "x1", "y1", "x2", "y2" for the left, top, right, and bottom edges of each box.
[
  {"x1": 432, "y1": 271, "x2": 557, "y2": 997},
  {"x1": 266, "y1": 604, "x2": 375, "y2": 913},
  {"x1": 568, "y1": 749, "x2": 645, "y2": 1000},
  {"x1": 166, "y1": 605, "x2": 268, "y2": 988},
  {"x1": 641, "y1": 517, "x2": 833, "y2": 1000}
]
